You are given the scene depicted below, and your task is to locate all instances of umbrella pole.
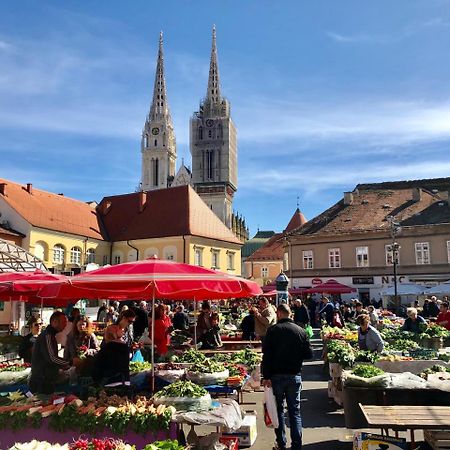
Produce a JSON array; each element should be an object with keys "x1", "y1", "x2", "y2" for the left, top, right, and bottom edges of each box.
[
  {"x1": 40, "y1": 297, "x2": 44, "y2": 320},
  {"x1": 151, "y1": 288, "x2": 155, "y2": 393},
  {"x1": 194, "y1": 298, "x2": 197, "y2": 346}
]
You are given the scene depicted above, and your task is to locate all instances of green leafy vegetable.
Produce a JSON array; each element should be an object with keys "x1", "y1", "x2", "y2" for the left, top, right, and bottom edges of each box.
[{"x1": 154, "y1": 381, "x2": 207, "y2": 399}]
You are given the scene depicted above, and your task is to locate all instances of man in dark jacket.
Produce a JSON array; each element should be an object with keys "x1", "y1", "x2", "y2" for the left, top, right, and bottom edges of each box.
[
  {"x1": 318, "y1": 297, "x2": 334, "y2": 325},
  {"x1": 262, "y1": 304, "x2": 313, "y2": 450},
  {"x1": 172, "y1": 305, "x2": 190, "y2": 331},
  {"x1": 29, "y1": 311, "x2": 70, "y2": 394},
  {"x1": 292, "y1": 299, "x2": 310, "y2": 327}
]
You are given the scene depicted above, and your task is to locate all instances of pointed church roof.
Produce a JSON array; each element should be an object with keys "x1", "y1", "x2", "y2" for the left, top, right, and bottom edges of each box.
[
  {"x1": 206, "y1": 25, "x2": 221, "y2": 104},
  {"x1": 149, "y1": 32, "x2": 172, "y2": 122},
  {"x1": 284, "y1": 208, "x2": 308, "y2": 234}
]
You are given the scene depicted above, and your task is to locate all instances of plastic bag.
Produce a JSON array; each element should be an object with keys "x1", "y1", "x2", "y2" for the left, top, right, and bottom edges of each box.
[
  {"x1": 342, "y1": 370, "x2": 390, "y2": 388},
  {"x1": 264, "y1": 386, "x2": 279, "y2": 428},
  {"x1": 305, "y1": 325, "x2": 314, "y2": 339},
  {"x1": 131, "y1": 349, "x2": 144, "y2": 362},
  {"x1": 186, "y1": 369, "x2": 229, "y2": 386},
  {"x1": 153, "y1": 393, "x2": 212, "y2": 412}
]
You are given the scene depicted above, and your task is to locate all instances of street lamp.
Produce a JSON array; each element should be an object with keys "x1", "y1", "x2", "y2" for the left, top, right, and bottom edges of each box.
[{"x1": 387, "y1": 216, "x2": 401, "y2": 313}]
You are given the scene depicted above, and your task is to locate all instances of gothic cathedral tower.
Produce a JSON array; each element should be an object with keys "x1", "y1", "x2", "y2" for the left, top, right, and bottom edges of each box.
[
  {"x1": 141, "y1": 32, "x2": 176, "y2": 191},
  {"x1": 190, "y1": 26, "x2": 237, "y2": 228}
]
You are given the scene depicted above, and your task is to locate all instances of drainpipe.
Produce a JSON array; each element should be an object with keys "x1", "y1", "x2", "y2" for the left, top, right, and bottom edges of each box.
[{"x1": 127, "y1": 240, "x2": 140, "y2": 261}]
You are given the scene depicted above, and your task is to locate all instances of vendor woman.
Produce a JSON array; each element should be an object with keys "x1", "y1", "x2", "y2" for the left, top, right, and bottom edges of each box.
[
  {"x1": 64, "y1": 315, "x2": 99, "y2": 364},
  {"x1": 357, "y1": 314, "x2": 384, "y2": 353}
]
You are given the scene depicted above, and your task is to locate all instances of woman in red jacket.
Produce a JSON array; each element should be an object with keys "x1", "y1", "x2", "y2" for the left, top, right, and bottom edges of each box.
[{"x1": 151, "y1": 304, "x2": 171, "y2": 356}]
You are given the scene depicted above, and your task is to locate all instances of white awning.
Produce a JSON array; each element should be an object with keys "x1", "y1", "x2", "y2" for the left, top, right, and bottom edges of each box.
[
  {"x1": 381, "y1": 283, "x2": 426, "y2": 296},
  {"x1": 0, "y1": 239, "x2": 47, "y2": 272},
  {"x1": 426, "y1": 281, "x2": 450, "y2": 295}
]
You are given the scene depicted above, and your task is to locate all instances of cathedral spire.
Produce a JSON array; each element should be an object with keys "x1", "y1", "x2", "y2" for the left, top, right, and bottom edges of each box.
[
  {"x1": 206, "y1": 25, "x2": 222, "y2": 105},
  {"x1": 149, "y1": 31, "x2": 171, "y2": 122}
]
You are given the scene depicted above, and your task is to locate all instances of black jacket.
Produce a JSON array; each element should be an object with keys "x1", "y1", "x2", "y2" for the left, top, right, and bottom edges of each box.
[
  {"x1": 262, "y1": 318, "x2": 313, "y2": 379},
  {"x1": 173, "y1": 311, "x2": 189, "y2": 330},
  {"x1": 18, "y1": 333, "x2": 36, "y2": 363},
  {"x1": 293, "y1": 305, "x2": 310, "y2": 325},
  {"x1": 29, "y1": 325, "x2": 68, "y2": 394},
  {"x1": 92, "y1": 341, "x2": 130, "y2": 384}
]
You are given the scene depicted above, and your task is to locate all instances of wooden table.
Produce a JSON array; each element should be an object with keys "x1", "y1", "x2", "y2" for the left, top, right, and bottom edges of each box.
[{"x1": 360, "y1": 404, "x2": 450, "y2": 448}]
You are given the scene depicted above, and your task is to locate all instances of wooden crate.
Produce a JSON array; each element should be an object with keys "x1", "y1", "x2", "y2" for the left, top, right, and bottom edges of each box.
[{"x1": 423, "y1": 430, "x2": 450, "y2": 449}]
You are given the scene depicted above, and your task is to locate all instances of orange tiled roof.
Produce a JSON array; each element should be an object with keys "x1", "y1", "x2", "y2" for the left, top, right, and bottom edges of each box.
[
  {"x1": 97, "y1": 185, "x2": 241, "y2": 244},
  {"x1": 284, "y1": 208, "x2": 307, "y2": 233},
  {"x1": 0, "y1": 178, "x2": 105, "y2": 240},
  {"x1": 290, "y1": 181, "x2": 449, "y2": 237},
  {"x1": 247, "y1": 233, "x2": 284, "y2": 261}
]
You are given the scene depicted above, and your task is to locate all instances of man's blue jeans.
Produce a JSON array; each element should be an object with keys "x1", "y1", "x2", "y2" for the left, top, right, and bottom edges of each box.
[{"x1": 271, "y1": 374, "x2": 302, "y2": 450}]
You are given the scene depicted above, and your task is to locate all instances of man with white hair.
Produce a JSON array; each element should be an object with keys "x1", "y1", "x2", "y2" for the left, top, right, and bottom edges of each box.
[
  {"x1": 429, "y1": 296, "x2": 440, "y2": 317},
  {"x1": 401, "y1": 307, "x2": 426, "y2": 334},
  {"x1": 252, "y1": 297, "x2": 276, "y2": 343}
]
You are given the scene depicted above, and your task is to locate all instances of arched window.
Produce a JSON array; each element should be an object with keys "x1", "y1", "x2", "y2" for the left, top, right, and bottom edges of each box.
[
  {"x1": 34, "y1": 241, "x2": 48, "y2": 261},
  {"x1": 199, "y1": 126, "x2": 203, "y2": 140},
  {"x1": 70, "y1": 246, "x2": 82, "y2": 265},
  {"x1": 144, "y1": 134, "x2": 149, "y2": 147},
  {"x1": 206, "y1": 150, "x2": 214, "y2": 180},
  {"x1": 53, "y1": 244, "x2": 65, "y2": 264},
  {"x1": 86, "y1": 248, "x2": 95, "y2": 264},
  {"x1": 154, "y1": 139, "x2": 157, "y2": 147}
]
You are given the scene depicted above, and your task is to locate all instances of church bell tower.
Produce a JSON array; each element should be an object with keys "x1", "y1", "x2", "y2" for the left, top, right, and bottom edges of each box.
[
  {"x1": 141, "y1": 32, "x2": 176, "y2": 191},
  {"x1": 190, "y1": 26, "x2": 237, "y2": 228}
]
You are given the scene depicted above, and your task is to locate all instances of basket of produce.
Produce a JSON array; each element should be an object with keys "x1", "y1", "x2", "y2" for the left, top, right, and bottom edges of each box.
[
  {"x1": 342, "y1": 365, "x2": 389, "y2": 388},
  {"x1": 186, "y1": 360, "x2": 229, "y2": 386},
  {"x1": 155, "y1": 363, "x2": 185, "y2": 383},
  {"x1": 153, "y1": 380, "x2": 211, "y2": 412},
  {"x1": 0, "y1": 363, "x2": 31, "y2": 387},
  {"x1": 170, "y1": 349, "x2": 206, "y2": 367}
]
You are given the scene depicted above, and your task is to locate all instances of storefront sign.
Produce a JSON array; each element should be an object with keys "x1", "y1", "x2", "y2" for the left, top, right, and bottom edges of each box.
[
  {"x1": 311, "y1": 278, "x2": 323, "y2": 285},
  {"x1": 352, "y1": 277, "x2": 374, "y2": 285},
  {"x1": 382, "y1": 276, "x2": 406, "y2": 284}
]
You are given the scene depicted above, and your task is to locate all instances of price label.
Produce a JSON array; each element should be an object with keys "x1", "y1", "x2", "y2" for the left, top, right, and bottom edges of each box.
[{"x1": 53, "y1": 397, "x2": 65, "y2": 405}]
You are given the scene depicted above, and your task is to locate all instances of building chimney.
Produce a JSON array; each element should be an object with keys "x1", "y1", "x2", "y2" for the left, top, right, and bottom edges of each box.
[
  {"x1": 412, "y1": 187, "x2": 422, "y2": 202},
  {"x1": 0, "y1": 183, "x2": 6, "y2": 196},
  {"x1": 26, "y1": 183, "x2": 33, "y2": 194},
  {"x1": 343, "y1": 192, "x2": 354, "y2": 206},
  {"x1": 139, "y1": 191, "x2": 148, "y2": 212}
]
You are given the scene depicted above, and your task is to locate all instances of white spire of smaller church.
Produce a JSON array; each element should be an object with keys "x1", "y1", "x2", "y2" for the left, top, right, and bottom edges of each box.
[
  {"x1": 149, "y1": 31, "x2": 171, "y2": 122},
  {"x1": 206, "y1": 25, "x2": 221, "y2": 105}
]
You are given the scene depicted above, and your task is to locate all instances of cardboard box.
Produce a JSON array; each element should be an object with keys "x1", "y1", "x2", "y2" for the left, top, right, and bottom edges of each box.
[
  {"x1": 353, "y1": 432, "x2": 407, "y2": 450},
  {"x1": 222, "y1": 414, "x2": 257, "y2": 447}
]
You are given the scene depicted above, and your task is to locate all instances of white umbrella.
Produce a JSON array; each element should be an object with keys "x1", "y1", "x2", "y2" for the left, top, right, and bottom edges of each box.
[
  {"x1": 426, "y1": 280, "x2": 450, "y2": 295},
  {"x1": 381, "y1": 283, "x2": 426, "y2": 296}
]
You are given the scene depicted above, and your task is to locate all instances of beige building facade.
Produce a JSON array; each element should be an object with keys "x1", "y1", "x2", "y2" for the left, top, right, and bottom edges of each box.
[{"x1": 286, "y1": 180, "x2": 450, "y2": 303}]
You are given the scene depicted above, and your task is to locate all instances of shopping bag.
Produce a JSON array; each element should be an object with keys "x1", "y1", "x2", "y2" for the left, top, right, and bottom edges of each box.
[
  {"x1": 263, "y1": 386, "x2": 279, "y2": 428},
  {"x1": 305, "y1": 324, "x2": 314, "y2": 339}
]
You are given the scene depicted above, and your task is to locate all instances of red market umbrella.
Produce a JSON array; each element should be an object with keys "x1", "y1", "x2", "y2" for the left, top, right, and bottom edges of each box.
[
  {"x1": 304, "y1": 279, "x2": 356, "y2": 295},
  {"x1": 39, "y1": 257, "x2": 262, "y2": 301},
  {"x1": 289, "y1": 287, "x2": 309, "y2": 296},
  {"x1": 0, "y1": 270, "x2": 68, "y2": 300},
  {"x1": 261, "y1": 289, "x2": 277, "y2": 297}
]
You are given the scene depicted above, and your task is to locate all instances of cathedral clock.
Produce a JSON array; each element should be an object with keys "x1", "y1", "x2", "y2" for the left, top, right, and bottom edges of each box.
[
  {"x1": 205, "y1": 119, "x2": 214, "y2": 127},
  {"x1": 151, "y1": 127, "x2": 160, "y2": 135}
]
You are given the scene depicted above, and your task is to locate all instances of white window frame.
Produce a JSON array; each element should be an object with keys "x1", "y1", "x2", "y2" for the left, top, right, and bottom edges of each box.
[
  {"x1": 261, "y1": 266, "x2": 268, "y2": 278},
  {"x1": 385, "y1": 244, "x2": 400, "y2": 266},
  {"x1": 415, "y1": 242, "x2": 430, "y2": 265},
  {"x1": 102, "y1": 255, "x2": 109, "y2": 265},
  {"x1": 113, "y1": 255, "x2": 121, "y2": 265},
  {"x1": 356, "y1": 246, "x2": 369, "y2": 268},
  {"x1": 70, "y1": 247, "x2": 82, "y2": 265},
  {"x1": 328, "y1": 248, "x2": 341, "y2": 268},
  {"x1": 302, "y1": 250, "x2": 314, "y2": 270},
  {"x1": 447, "y1": 241, "x2": 450, "y2": 264},
  {"x1": 194, "y1": 247, "x2": 203, "y2": 266},
  {"x1": 53, "y1": 245, "x2": 65, "y2": 264},
  {"x1": 227, "y1": 252, "x2": 235, "y2": 270},
  {"x1": 211, "y1": 249, "x2": 220, "y2": 269}
]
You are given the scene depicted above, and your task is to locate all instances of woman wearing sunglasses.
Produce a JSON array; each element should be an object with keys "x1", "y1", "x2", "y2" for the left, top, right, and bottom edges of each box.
[{"x1": 18, "y1": 317, "x2": 42, "y2": 363}]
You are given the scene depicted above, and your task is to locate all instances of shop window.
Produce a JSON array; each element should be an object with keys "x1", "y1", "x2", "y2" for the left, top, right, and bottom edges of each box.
[
  {"x1": 227, "y1": 252, "x2": 235, "y2": 270},
  {"x1": 86, "y1": 248, "x2": 95, "y2": 264},
  {"x1": 194, "y1": 247, "x2": 203, "y2": 266},
  {"x1": 261, "y1": 266, "x2": 268, "y2": 278},
  {"x1": 211, "y1": 249, "x2": 220, "y2": 269}
]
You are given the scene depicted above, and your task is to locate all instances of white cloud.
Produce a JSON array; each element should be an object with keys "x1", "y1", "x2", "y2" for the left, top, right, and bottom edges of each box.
[
  {"x1": 240, "y1": 160, "x2": 450, "y2": 197},
  {"x1": 325, "y1": 31, "x2": 392, "y2": 44}
]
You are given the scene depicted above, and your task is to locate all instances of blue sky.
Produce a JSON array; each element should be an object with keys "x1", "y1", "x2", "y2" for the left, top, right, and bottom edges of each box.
[{"x1": 1, "y1": 1, "x2": 450, "y2": 235}]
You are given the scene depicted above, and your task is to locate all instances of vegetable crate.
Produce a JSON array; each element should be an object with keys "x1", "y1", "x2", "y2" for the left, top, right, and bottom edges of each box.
[{"x1": 219, "y1": 436, "x2": 239, "y2": 450}]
